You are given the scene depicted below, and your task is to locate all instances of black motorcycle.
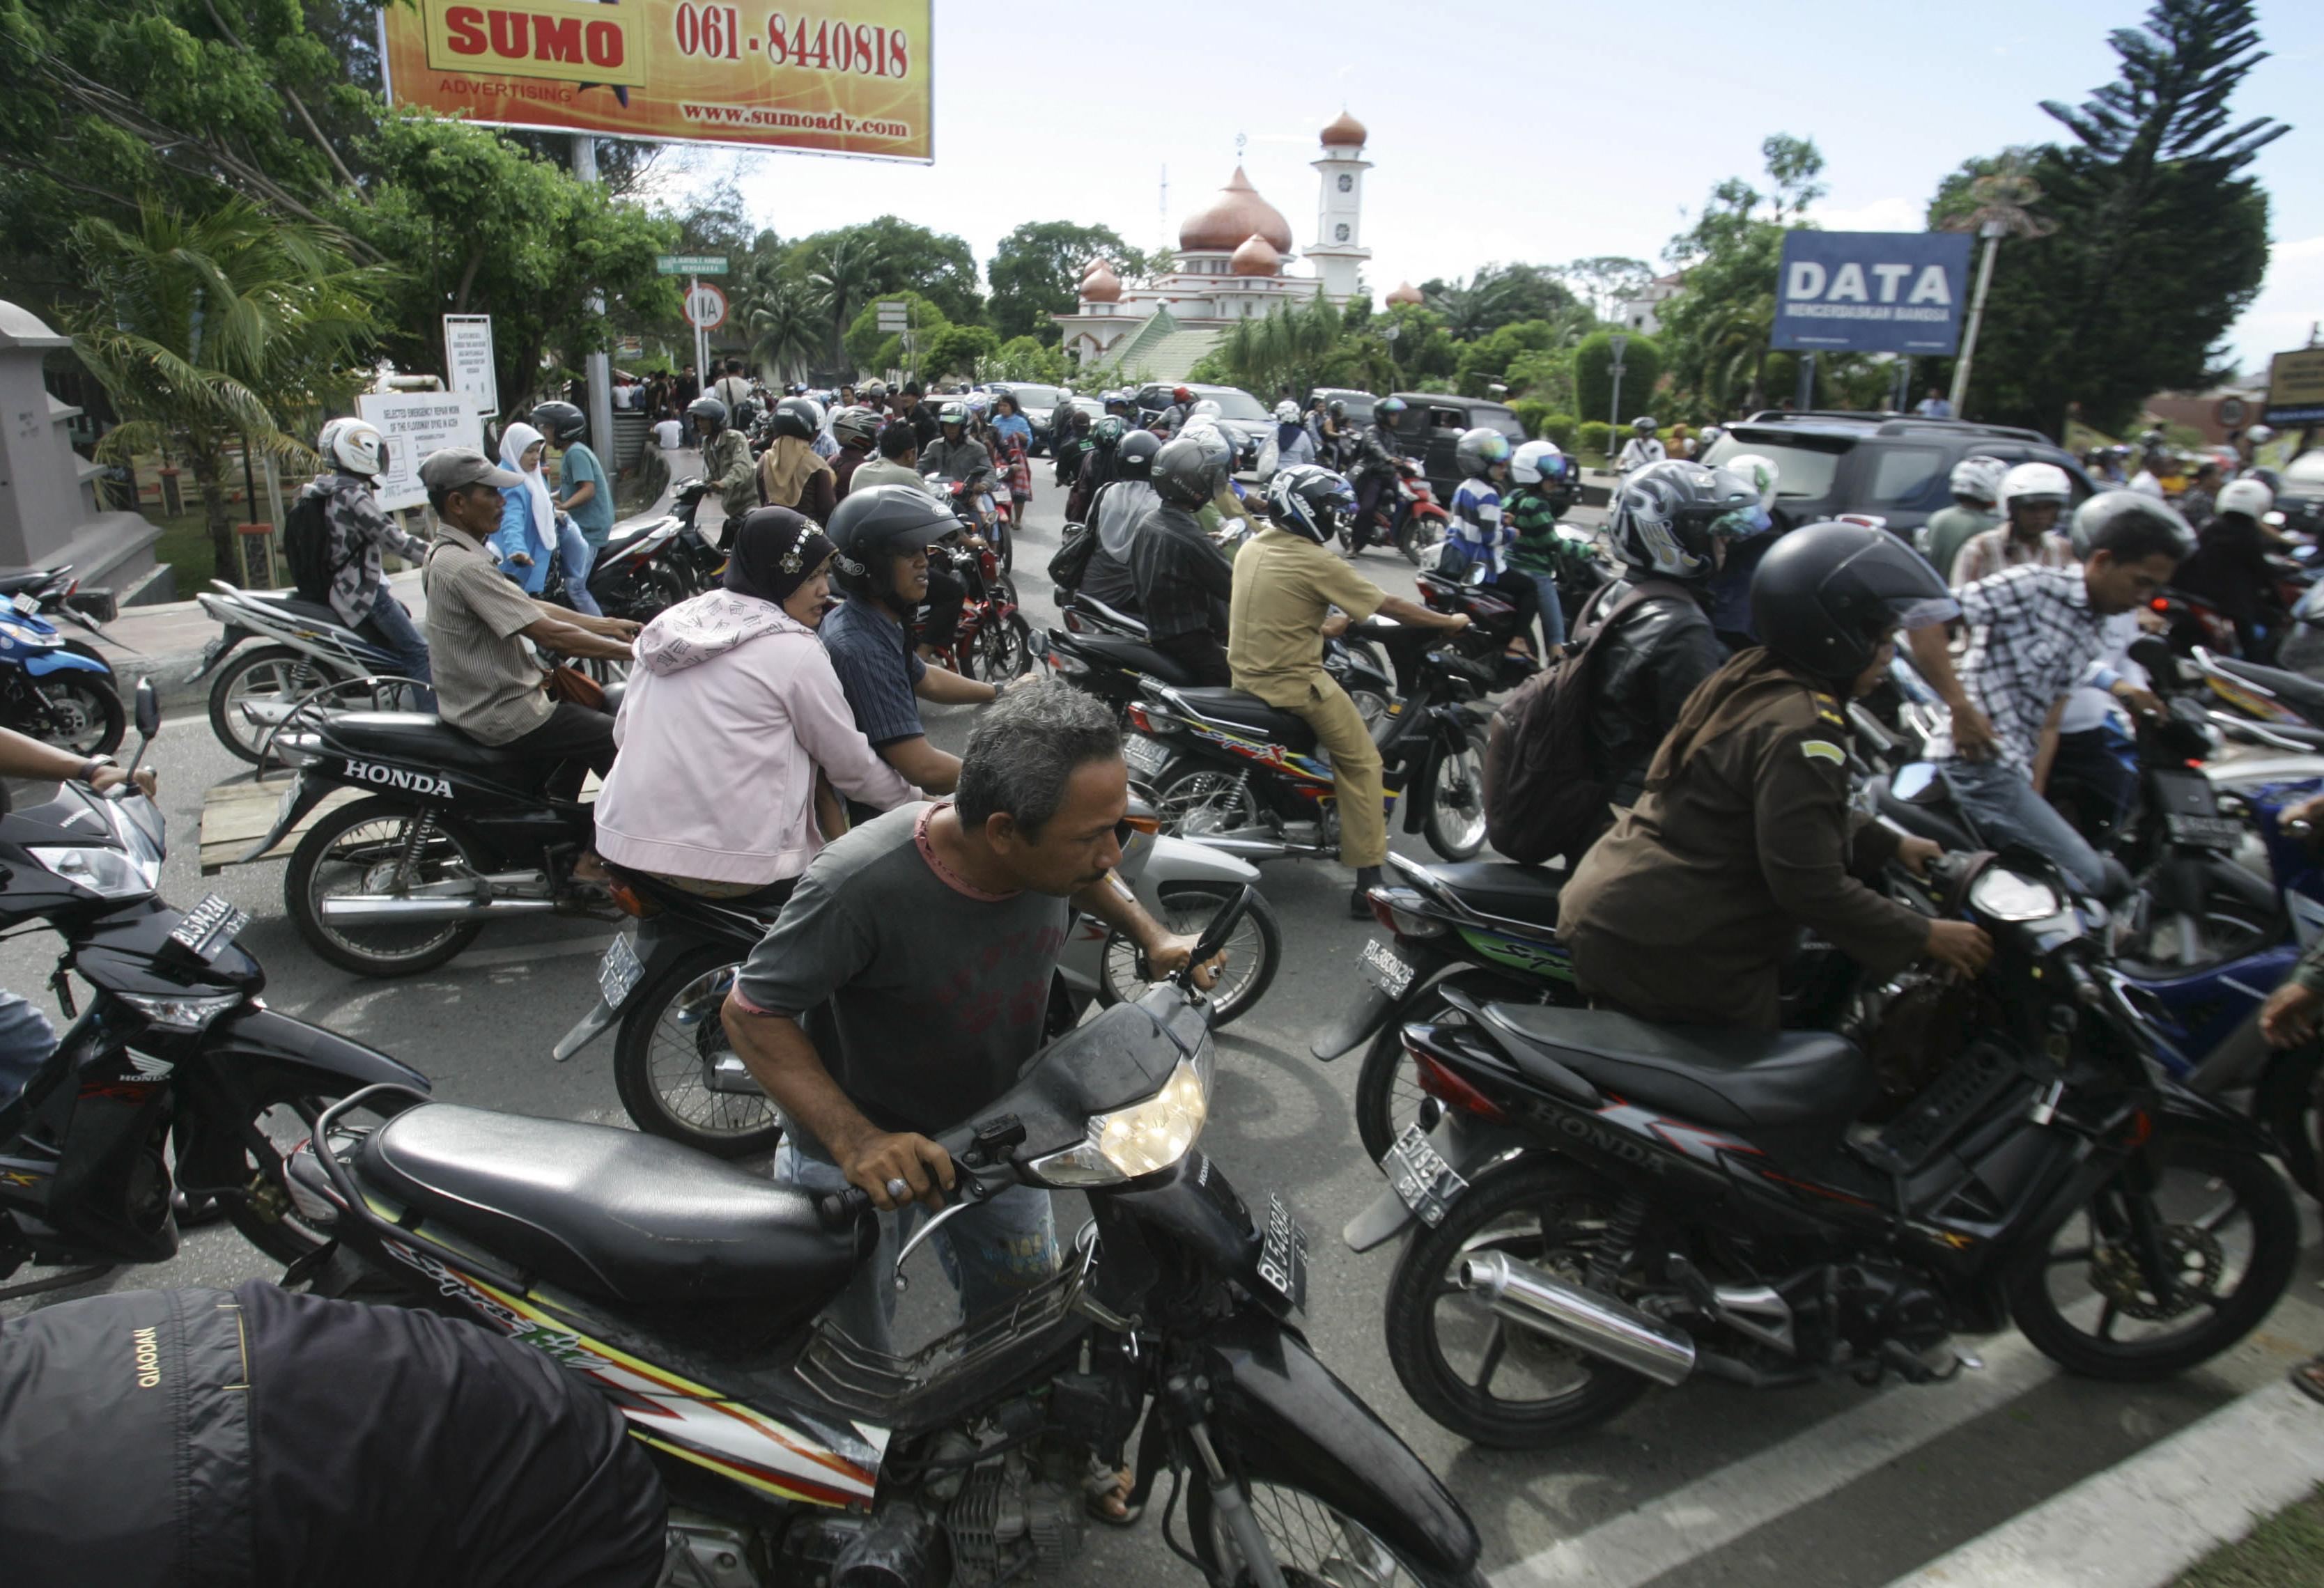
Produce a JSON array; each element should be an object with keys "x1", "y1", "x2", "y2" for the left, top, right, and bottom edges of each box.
[
  {"x1": 0, "y1": 683, "x2": 430, "y2": 1297},
  {"x1": 1048, "y1": 617, "x2": 1397, "y2": 737},
  {"x1": 559, "y1": 479, "x2": 724, "y2": 621},
  {"x1": 257, "y1": 703, "x2": 619, "y2": 977},
  {"x1": 1348, "y1": 847, "x2": 2298, "y2": 1447},
  {"x1": 286, "y1": 894, "x2": 1487, "y2": 1588}
]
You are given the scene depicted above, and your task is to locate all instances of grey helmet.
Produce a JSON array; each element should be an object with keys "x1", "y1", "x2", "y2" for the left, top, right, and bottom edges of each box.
[
  {"x1": 1609, "y1": 460, "x2": 1758, "y2": 581},
  {"x1": 1632, "y1": 415, "x2": 1659, "y2": 435},
  {"x1": 1455, "y1": 426, "x2": 1513, "y2": 480},
  {"x1": 830, "y1": 405, "x2": 881, "y2": 447},
  {"x1": 685, "y1": 396, "x2": 729, "y2": 436},
  {"x1": 1115, "y1": 428, "x2": 1163, "y2": 482},
  {"x1": 1152, "y1": 434, "x2": 1229, "y2": 509},
  {"x1": 770, "y1": 396, "x2": 825, "y2": 442},
  {"x1": 2068, "y1": 490, "x2": 2195, "y2": 562}
]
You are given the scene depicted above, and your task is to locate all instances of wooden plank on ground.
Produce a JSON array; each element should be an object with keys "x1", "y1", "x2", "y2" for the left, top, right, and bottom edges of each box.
[{"x1": 199, "y1": 777, "x2": 359, "y2": 874}]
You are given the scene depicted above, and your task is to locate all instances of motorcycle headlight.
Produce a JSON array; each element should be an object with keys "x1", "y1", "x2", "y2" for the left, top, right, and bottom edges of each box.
[
  {"x1": 114, "y1": 991, "x2": 243, "y2": 1031},
  {"x1": 30, "y1": 844, "x2": 160, "y2": 900},
  {"x1": 1968, "y1": 867, "x2": 2061, "y2": 923},
  {"x1": 1027, "y1": 1050, "x2": 1213, "y2": 1187}
]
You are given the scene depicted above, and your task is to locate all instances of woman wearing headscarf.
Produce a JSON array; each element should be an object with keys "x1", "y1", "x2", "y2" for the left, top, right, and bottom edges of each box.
[
  {"x1": 490, "y1": 420, "x2": 605, "y2": 616},
  {"x1": 755, "y1": 398, "x2": 839, "y2": 523},
  {"x1": 592, "y1": 507, "x2": 917, "y2": 903}
]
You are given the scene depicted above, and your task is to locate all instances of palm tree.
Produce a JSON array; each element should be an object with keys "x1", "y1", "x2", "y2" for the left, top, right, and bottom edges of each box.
[
  {"x1": 1426, "y1": 267, "x2": 1523, "y2": 343},
  {"x1": 68, "y1": 197, "x2": 380, "y2": 576},
  {"x1": 807, "y1": 233, "x2": 887, "y2": 373},
  {"x1": 745, "y1": 281, "x2": 821, "y2": 386}
]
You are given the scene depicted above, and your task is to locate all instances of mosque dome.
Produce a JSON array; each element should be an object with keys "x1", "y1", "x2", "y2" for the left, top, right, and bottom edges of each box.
[
  {"x1": 1385, "y1": 280, "x2": 1425, "y2": 306},
  {"x1": 1229, "y1": 234, "x2": 1282, "y2": 277},
  {"x1": 1079, "y1": 260, "x2": 1122, "y2": 303},
  {"x1": 1320, "y1": 111, "x2": 1368, "y2": 149},
  {"x1": 1179, "y1": 166, "x2": 1294, "y2": 254}
]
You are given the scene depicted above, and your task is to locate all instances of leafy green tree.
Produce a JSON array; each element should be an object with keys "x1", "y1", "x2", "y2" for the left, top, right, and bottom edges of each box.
[
  {"x1": 1421, "y1": 263, "x2": 1579, "y2": 341},
  {"x1": 1214, "y1": 295, "x2": 1347, "y2": 399},
  {"x1": 842, "y1": 290, "x2": 950, "y2": 371},
  {"x1": 1652, "y1": 137, "x2": 1823, "y2": 417},
  {"x1": 989, "y1": 221, "x2": 1132, "y2": 343},
  {"x1": 747, "y1": 281, "x2": 824, "y2": 384},
  {"x1": 1928, "y1": 0, "x2": 2280, "y2": 431},
  {"x1": 67, "y1": 196, "x2": 380, "y2": 571},
  {"x1": 1381, "y1": 303, "x2": 1458, "y2": 385},
  {"x1": 924, "y1": 325, "x2": 999, "y2": 382},
  {"x1": 1554, "y1": 257, "x2": 1652, "y2": 324},
  {"x1": 780, "y1": 218, "x2": 982, "y2": 330},
  {"x1": 804, "y1": 231, "x2": 889, "y2": 373},
  {"x1": 1575, "y1": 331, "x2": 1663, "y2": 428},
  {"x1": 989, "y1": 336, "x2": 1069, "y2": 383},
  {"x1": 1455, "y1": 316, "x2": 1592, "y2": 398}
]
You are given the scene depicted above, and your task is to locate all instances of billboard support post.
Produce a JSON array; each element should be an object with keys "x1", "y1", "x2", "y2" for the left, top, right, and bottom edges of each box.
[
  {"x1": 571, "y1": 135, "x2": 614, "y2": 461},
  {"x1": 1796, "y1": 353, "x2": 1816, "y2": 412},
  {"x1": 1949, "y1": 223, "x2": 2004, "y2": 415}
]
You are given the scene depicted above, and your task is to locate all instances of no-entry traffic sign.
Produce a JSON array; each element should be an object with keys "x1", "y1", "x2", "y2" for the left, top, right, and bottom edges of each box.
[{"x1": 685, "y1": 283, "x2": 729, "y2": 332}]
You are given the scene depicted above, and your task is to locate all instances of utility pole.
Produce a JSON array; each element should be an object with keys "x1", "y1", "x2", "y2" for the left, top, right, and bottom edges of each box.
[
  {"x1": 1949, "y1": 220, "x2": 2004, "y2": 416},
  {"x1": 571, "y1": 136, "x2": 614, "y2": 462},
  {"x1": 1608, "y1": 333, "x2": 1627, "y2": 468}
]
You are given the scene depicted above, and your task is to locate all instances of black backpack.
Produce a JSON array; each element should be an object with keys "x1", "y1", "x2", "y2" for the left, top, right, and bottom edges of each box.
[
  {"x1": 1482, "y1": 577, "x2": 1687, "y2": 866},
  {"x1": 284, "y1": 485, "x2": 334, "y2": 605},
  {"x1": 1048, "y1": 520, "x2": 1099, "y2": 593}
]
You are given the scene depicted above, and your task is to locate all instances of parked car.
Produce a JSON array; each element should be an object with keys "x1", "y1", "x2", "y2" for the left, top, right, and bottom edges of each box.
[
  {"x1": 1698, "y1": 411, "x2": 2097, "y2": 540},
  {"x1": 1308, "y1": 387, "x2": 1378, "y2": 430},
  {"x1": 1131, "y1": 382, "x2": 1278, "y2": 481},
  {"x1": 1386, "y1": 394, "x2": 1528, "y2": 501},
  {"x1": 2272, "y1": 449, "x2": 2324, "y2": 540},
  {"x1": 986, "y1": 382, "x2": 1067, "y2": 454}
]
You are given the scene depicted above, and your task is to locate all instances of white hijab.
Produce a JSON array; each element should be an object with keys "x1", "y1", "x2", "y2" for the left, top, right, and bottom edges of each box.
[{"x1": 498, "y1": 421, "x2": 557, "y2": 552}]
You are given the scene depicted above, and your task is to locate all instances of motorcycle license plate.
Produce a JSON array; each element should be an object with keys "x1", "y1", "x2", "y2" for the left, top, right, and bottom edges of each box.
[
  {"x1": 1256, "y1": 1194, "x2": 1309, "y2": 1312},
  {"x1": 596, "y1": 933, "x2": 644, "y2": 1011},
  {"x1": 1358, "y1": 937, "x2": 1415, "y2": 1000},
  {"x1": 1122, "y1": 735, "x2": 1172, "y2": 777},
  {"x1": 11, "y1": 594, "x2": 38, "y2": 617},
  {"x1": 166, "y1": 893, "x2": 249, "y2": 965},
  {"x1": 1384, "y1": 1122, "x2": 1468, "y2": 1229}
]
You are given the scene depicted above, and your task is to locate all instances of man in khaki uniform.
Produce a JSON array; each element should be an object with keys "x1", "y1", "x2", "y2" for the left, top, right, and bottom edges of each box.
[{"x1": 1228, "y1": 466, "x2": 1471, "y2": 916}]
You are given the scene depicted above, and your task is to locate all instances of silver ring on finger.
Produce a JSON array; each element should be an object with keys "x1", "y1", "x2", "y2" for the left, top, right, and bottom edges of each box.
[{"x1": 885, "y1": 1177, "x2": 911, "y2": 1201}]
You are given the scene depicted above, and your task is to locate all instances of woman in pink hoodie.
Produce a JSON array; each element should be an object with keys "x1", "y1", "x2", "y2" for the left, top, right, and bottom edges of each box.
[{"x1": 594, "y1": 508, "x2": 916, "y2": 901}]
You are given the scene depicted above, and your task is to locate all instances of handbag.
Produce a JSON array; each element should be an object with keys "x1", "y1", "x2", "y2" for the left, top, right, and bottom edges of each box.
[{"x1": 544, "y1": 664, "x2": 609, "y2": 712}]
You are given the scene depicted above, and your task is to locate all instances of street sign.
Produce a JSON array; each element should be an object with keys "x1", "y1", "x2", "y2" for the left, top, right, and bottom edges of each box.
[
  {"x1": 875, "y1": 299, "x2": 911, "y2": 334},
  {"x1": 356, "y1": 391, "x2": 482, "y2": 513},
  {"x1": 2265, "y1": 348, "x2": 2324, "y2": 426},
  {"x1": 1770, "y1": 231, "x2": 1974, "y2": 355},
  {"x1": 685, "y1": 283, "x2": 729, "y2": 332},
  {"x1": 658, "y1": 254, "x2": 729, "y2": 277},
  {"x1": 442, "y1": 314, "x2": 497, "y2": 417}
]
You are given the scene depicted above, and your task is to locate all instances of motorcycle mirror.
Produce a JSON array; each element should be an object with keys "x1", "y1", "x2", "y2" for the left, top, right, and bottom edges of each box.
[{"x1": 133, "y1": 677, "x2": 160, "y2": 740}]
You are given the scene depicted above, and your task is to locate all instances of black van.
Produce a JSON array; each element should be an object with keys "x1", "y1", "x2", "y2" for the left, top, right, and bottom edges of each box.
[{"x1": 1388, "y1": 394, "x2": 1528, "y2": 499}]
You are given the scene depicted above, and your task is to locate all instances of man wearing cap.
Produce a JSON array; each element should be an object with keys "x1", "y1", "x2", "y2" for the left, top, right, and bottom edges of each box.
[{"x1": 417, "y1": 449, "x2": 640, "y2": 793}]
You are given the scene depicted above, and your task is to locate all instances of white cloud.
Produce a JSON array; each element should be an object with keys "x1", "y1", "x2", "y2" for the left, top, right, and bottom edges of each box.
[
  {"x1": 1804, "y1": 196, "x2": 1926, "y2": 233},
  {"x1": 2229, "y1": 233, "x2": 2324, "y2": 373}
]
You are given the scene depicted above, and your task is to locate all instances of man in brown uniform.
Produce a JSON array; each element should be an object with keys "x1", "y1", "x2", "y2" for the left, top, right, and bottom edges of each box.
[{"x1": 1559, "y1": 522, "x2": 1992, "y2": 1029}]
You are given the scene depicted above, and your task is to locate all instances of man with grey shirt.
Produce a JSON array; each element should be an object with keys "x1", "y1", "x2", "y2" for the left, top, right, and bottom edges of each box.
[{"x1": 720, "y1": 684, "x2": 1217, "y2": 1353}]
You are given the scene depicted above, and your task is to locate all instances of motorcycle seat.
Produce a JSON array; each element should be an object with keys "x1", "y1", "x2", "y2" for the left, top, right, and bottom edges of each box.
[
  {"x1": 1071, "y1": 633, "x2": 1195, "y2": 687},
  {"x1": 1482, "y1": 1004, "x2": 1873, "y2": 1144},
  {"x1": 1426, "y1": 861, "x2": 1564, "y2": 927},
  {"x1": 1073, "y1": 593, "x2": 1151, "y2": 639},
  {"x1": 320, "y1": 712, "x2": 545, "y2": 781},
  {"x1": 240, "y1": 588, "x2": 356, "y2": 630},
  {"x1": 360, "y1": 1103, "x2": 859, "y2": 1303},
  {"x1": 2215, "y1": 655, "x2": 2324, "y2": 724},
  {"x1": 0, "y1": 571, "x2": 48, "y2": 596},
  {"x1": 1168, "y1": 688, "x2": 1318, "y2": 753},
  {"x1": 1872, "y1": 769, "x2": 1982, "y2": 854}
]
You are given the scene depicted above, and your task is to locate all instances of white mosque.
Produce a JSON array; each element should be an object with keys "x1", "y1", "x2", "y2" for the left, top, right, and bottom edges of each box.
[{"x1": 1051, "y1": 112, "x2": 1426, "y2": 380}]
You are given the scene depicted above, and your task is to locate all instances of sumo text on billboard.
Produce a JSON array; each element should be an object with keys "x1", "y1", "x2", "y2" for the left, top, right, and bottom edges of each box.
[{"x1": 1770, "y1": 231, "x2": 1974, "y2": 357}]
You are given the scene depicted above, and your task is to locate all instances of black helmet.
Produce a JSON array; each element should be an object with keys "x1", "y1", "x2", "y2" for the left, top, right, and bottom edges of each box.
[
  {"x1": 1265, "y1": 465, "x2": 1356, "y2": 545},
  {"x1": 1152, "y1": 435, "x2": 1227, "y2": 508},
  {"x1": 2068, "y1": 488, "x2": 2196, "y2": 562},
  {"x1": 1751, "y1": 521, "x2": 1958, "y2": 686},
  {"x1": 771, "y1": 395, "x2": 824, "y2": 442},
  {"x1": 826, "y1": 485, "x2": 955, "y2": 607},
  {"x1": 1115, "y1": 428, "x2": 1163, "y2": 482},
  {"x1": 687, "y1": 396, "x2": 729, "y2": 435},
  {"x1": 530, "y1": 400, "x2": 585, "y2": 446}
]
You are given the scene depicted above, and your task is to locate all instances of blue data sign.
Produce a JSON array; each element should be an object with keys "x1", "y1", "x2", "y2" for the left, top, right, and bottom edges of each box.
[{"x1": 1770, "y1": 231, "x2": 1974, "y2": 356}]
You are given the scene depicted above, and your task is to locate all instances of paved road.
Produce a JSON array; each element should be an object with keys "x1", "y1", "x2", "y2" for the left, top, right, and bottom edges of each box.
[{"x1": 9, "y1": 476, "x2": 2321, "y2": 1588}]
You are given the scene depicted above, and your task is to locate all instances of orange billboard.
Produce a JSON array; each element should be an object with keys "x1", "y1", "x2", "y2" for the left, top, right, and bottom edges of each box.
[{"x1": 380, "y1": 0, "x2": 933, "y2": 162}]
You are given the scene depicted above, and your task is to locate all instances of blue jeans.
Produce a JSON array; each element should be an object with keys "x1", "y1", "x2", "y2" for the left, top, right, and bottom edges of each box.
[
  {"x1": 0, "y1": 990, "x2": 57, "y2": 1106},
  {"x1": 557, "y1": 520, "x2": 603, "y2": 617},
  {"x1": 1944, "y1": 757, "x2": 2111, "y2": 898},
  {"x1": 359, "y1": 586, "x2": 435, "y2": 709},
  {"x1": 1525, "y1": 571, "x2": 1566, "y2": 651},
  {"x1": 774, "y1": 1139, "x2": 1060, "y2": 1357}
]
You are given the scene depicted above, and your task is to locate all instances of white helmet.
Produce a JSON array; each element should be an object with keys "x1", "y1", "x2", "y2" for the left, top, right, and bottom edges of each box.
[
  {"x1": 1188, "y1": 398, "x2": 1223, "y2": 421},
  {"x1": 326, "y1": 418, "x2": 388, "y2": 478},
  {"x1": 1723, "y1": 452, "x2": 1781, "y2": 512},
  {"x1": 1273, "y1": 399, "x2": 1300, "y2": 423},
  {"x1": 2216, "y1": 478, "x2": 2274, "y2": 518},
  {"x1": 1999, "y1": 460, "x2": 2072, "y2": 513},
  {"x1": 1948, "y1": 455, "x2": 2008, "y2": 506},
  {"x1": 1510, "y1": 439, "x2": 1565, "y2": 485},
  {"x1": 2245, "y1": 423, "x2": 2277, "y2": 447}
]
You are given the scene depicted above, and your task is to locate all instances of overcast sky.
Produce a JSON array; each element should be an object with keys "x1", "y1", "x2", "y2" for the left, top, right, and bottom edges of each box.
[{"x1": 644, "y1": 0, "x2": 2318, "y2": 378}]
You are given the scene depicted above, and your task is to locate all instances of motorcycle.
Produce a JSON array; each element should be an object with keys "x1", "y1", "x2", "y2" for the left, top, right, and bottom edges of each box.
[
  {"x1": 0, "y1": 682, "x2": 430, "y2": 1296},
  {"x1": 0, "y1": 562, "x2": 121, "y2": 647},
  {"x1": 913, "y1": 534, "x2": 1035, "y2": 683},
  {"x1": 1347, "y1": 847, "x2": 2299, "y2": 1447},
  {"x1": 0, "y1": 600, "x2": 123, "y2": 756},
  {"x1": 1049, "y1": 610, "x2": 1400, "y2": 735},
  {"x1": 554, "y1": 479, "x2": 723, "y2": 621},
  {"x1": 284, "y1": 894, "x2": 1485, "y2": 1588},
  {"x1": 931, "y1": 469, "x2": 1012, "y2": 574},
  {"x1": 192, "y1": 580, "x2": 427, "y2": 764},
  {"x1": 255, "y1": 701, "x2": 621, "y2": 977},
  {"x1": 552, "y1": 801, "x2": 1278, "y2": 1158},
  {"x1": 1342, "y1": 459, "x2": 1451, "y2": 568}
]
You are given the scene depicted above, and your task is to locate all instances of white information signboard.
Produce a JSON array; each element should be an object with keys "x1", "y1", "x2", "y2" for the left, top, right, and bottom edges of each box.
[
  {"x1": 357, "y1": 391, "x2": 483, "y2": 513},
  {"x1": 442, "y1": 314, "x2": 499, "y2": 417}
]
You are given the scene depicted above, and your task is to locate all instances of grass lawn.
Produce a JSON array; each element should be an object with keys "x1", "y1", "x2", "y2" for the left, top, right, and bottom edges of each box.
[
  {"x1": 2175, "y1": 1484, "x2": 2324, "y2": 1587},
  {"x1": 142, "y1": 508, "x2": 219, "y2": 589}
]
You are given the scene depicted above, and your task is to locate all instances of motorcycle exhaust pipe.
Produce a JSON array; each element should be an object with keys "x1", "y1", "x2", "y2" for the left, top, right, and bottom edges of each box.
[
  {"x1": 1180, "y1": 834, "x2": 1288, "y2": 859},
  {"x1": 317, "y1": 895, "x2": 562, "y2": 924},
  {"x1": 1459, "y1": 1250, "x2": 1696, "y2": 1386}
]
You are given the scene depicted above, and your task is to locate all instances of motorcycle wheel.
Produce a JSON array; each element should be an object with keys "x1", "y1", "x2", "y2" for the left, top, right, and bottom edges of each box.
[
  {"x1": 181, "y1": 1070, "x2": 411, "y2": 1266},
  {"x1": 1154, "y1": 765, "x2": 1263, "y2": 840},
  {"x1": 993, "y1": 517, "x2": 1014, "y2": 573},
  {"x1": 1398, "y1": 514, "x2": 1445, "y2": 568},
  {"x1": 1355, "y1": 971, "x2": 1551, "y2": 1164},
  {"x1": 2256, "y1": 1045, "x2": 2324, "y2": 1199},
  {"x1": 1188, "y1": 1477, "x2": 1487, "y2": 1588},
  {"x1": 2002, "y1": 1130, "x2": 2298, "y2": 1380},
  {"x1": 210, "y1": 644, "x2": 333, "y2": 765},
  {"x1": 285, "y1": 797, "x2": 489, "y2": 976},
  {"x1": 613, "y1": 944, "x2": 783, "y2": 1158},
  {"x1": 1420, "y1": 721, "x2": 1491, "y2": 861},
  {"x1": 1098, "y1": 882, "x2": 1281, "y2": 1027},
  {"x1": 20, "y1": 671, "x2": 124, "y2": 758},
  {"x1": 1384, "y1": 1155, "x2": 1653, "y2": 1447},
  {"x1": 973, "y1": 613, "x2": 1035, "y2": 682}
]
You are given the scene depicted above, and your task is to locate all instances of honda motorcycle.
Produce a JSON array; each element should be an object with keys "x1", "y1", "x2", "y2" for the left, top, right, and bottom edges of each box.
[
  {"x1": 0, "y1": 599, "x2": 123, "y2": 756},
  {"x1": 0, "y1": 683, "x2": 430, "y2": 1297},
  {"x1": 552, "y1": 802, "x2": 1278, "y2": 1158},
  {"x1": 1349, "y1": 848, "x2": 2298, "y2": 1448},
  {"x1": 286, "y1": 896, "x2": 1485, "y2": 1588},
  {"x1": 254, "y1": 703, "x2": 621, "y2": 977},
  {"x1": 0, "y1": 562, "x2": 121, "y2": 647},
  {"x1": 192, "y1": 580, "x2": 428, "y2": 764}
]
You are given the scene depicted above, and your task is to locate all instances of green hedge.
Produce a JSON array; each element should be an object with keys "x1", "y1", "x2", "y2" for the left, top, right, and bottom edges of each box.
[
  {"x1": 1577, "y1": 420, "x2": 1613, "y2": 456},
  {"x1": 1575, "y1": 330, "x2": 1661, "y2": 429},
  {"x1": 1537, "y1": 412, "x2": 1579, "y2": 449}
]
